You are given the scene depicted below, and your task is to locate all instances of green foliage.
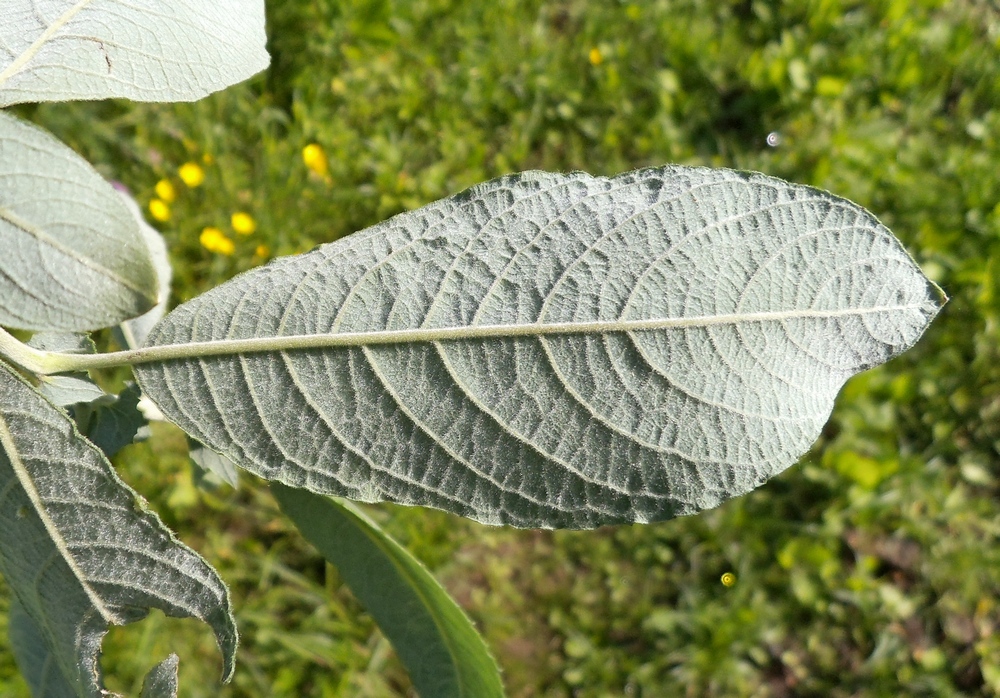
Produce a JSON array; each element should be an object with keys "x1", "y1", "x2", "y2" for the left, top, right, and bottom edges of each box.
[
  {"x1": 0, "y1": 363, "x2": 237, "y2": 695},
  {"x1": 273, "y1": 485, "x2": 504, "y2": 698},
  {"x1": 3, "y1": 0, "x2": 998, "y2": 695}
]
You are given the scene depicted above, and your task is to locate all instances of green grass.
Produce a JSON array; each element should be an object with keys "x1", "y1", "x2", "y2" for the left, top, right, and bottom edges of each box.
[{"x1": 4, "y1": 0, "x2": 1000, "y2": 695}]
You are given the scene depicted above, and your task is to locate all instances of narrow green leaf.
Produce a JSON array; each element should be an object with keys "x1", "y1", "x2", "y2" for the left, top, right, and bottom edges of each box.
[
  {"x1": 0, "y1": 0, "x2": 269, "y2": 106},
  {"x1": 139, "y1": 655, "x2": 179, "y2": 698},
  {"x1": 272, "y1": 484, "x2": 505, "y2": 698},
  {"x1": 8, "y1": 596, "x2": 76, "y2": 698},
  {"x1": 0, "y1": 362, "x2": 237, "y2": 696},
  {"x1": 135, "y1": 167, "x2": 944, "y2": 528},
  {"x1": 0, "y1": 113, "x2": 158, "y2": 331}
]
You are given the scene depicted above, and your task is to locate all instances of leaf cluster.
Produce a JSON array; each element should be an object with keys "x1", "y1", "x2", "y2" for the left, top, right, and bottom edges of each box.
[{"x1": 1, "y1": 0, "x2": 977, "y2": 697}]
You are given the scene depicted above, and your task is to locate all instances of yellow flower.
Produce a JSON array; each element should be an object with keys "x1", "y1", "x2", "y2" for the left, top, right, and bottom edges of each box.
[
  {"x1": 302, "y1": 143, "x2": 329, "y2": 178},
  {"x1": 231, "y1": 212, "x2": 256, "y2": 235},
  {"x1": 154, "y1": 179, "x2": 176, "y2": 203},
  {"x1": 720, "y1": 572, "x2": 736, "y2": 587},
  {"x1": 589, "y1": 47, "x2": 603, "y2": 66},
  {"x1": 200, "y1": 227, "x2": 234, "y2": 255},
  {"x1": 148, "y1": 199, "x2": 171, "y2": 222},
  {"x1": 254, "y1": 244, "x2": 270, "y2": 258},
  {"x1": 179, "y1": 162, "x2": 205, "y2": 187}
]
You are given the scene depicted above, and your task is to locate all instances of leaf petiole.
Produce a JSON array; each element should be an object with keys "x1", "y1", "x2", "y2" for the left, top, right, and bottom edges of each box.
[{"x1": 0, "y1": 328, "x2": 57, "y2": 374}]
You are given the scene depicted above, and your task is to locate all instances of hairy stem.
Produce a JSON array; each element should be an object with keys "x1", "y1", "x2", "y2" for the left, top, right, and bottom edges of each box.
[{"x1": 0, "y1": 327, "x2": 57, "y2": 374}]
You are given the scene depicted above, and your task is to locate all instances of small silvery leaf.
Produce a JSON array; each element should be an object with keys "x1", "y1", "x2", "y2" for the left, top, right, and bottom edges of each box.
[
  {"x1": 136, "y1": 166, "x2": 944, "y2": 529},
  {"x1": 189, "y1": 437, "x2": 239, "y2": 489},
  {"x1": 38, "y1": 373, "x2": 106, "y2": 407},
  {"x1": 0, "y1": 363, "x2": 237, "y2": 695},
  {"x1": 0, "y1": 113, "x2": 158, "y2": 331},
  {"x1": 0, "y1": 0, "x2": 269, "y2": 106},
  {"x1": 140, "y1": 654, "x2": 180, "y2": 698}
]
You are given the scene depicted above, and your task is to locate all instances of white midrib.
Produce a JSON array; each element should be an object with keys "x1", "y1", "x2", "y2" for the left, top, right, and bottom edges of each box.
[
  {"x1": 0, "y1": 410, "x2": 120, "y2": 625},
  {"x1": 0, "y1": 0, "x2": 95, "y2": 88},
  {"x1": 29, "y1": 303, "x2": 928, "y2": 373}
]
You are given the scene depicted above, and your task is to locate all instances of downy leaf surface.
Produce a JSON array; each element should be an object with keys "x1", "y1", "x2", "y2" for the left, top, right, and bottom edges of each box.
[
  {"x1": 8, "y1": 596, "x2": 76, "y2": 698},
  {"x1": 0, "y1": 362, "x2": 237, "y2": 695},
  {"x1": 139, "y1": 654, "x2": 179, "y2": 698},
  {"x1": 0, "y1": 0, "x2": 269, "y2": 106},
  {"x1": 0, "y1": 113, "x2": 157, "y2": 331},
  {"x1": 135, "y1": 167, "x2": 944, "y2": 529}
]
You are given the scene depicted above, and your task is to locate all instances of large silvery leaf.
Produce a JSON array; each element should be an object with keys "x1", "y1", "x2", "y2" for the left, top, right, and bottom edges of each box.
[
  {"x1": 0, "y1": 113, "x2": 157, "y2": 331},
  {"x1": 0, "y1": 362, "x2": 237, "y2": 695},
  {"x1": 134, "y1": 166, "x2": 944, "y2": 529},
  {"x1": 0, "y1": 0, "x2": 269, "y2": 106}
]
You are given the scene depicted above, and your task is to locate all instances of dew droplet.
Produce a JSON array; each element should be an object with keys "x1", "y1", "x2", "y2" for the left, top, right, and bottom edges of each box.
[{"x1": 766, "y1": 131, "x2": 782, "y2": 147}]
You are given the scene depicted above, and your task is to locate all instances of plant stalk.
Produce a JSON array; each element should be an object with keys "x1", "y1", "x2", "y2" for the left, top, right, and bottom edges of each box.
[
  {"x1": 0, "y1": 303, "x2": 932, "y2": 376},
  {"x1": 0, "y1": 328, "x2": 59, "y2": 374}
]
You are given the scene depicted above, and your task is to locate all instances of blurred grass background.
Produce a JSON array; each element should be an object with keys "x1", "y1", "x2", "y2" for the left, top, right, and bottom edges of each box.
[{"x1": 3, "y1": 0, "x2": 1000, "y2": 695}]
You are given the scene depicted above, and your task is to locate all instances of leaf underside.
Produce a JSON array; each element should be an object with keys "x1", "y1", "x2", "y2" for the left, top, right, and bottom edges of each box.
[
  {"x1": 139, "y1": 654, "x2": 180, "y2": 698},
  {"x1": 0, "y1": 112, "x2": 157, "y2": 331},
  {"x1": 8, "y1": 596, "x2": 76, "y2": 698},
  {"x1": 0, "y1": 0, "x2": 269, "y2": 106},
  {"x1": 0, "y1": 363, "x2": 237, "y2": 695},
  {"x1": 136, "y1": 166, "x2": 944, "y2": 529}
]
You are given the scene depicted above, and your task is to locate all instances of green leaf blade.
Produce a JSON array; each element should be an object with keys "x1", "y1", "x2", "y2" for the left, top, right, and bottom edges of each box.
[
  {"x1": 136, "y1": 167, "x2": 944, "y2": 528},
  {"x1": 0, "y1": 0, "x2": 269, "y2": 106},
  {"x1": 272, "y1": 484, "x2": 504, "y2": 698},
  {"x1": 0, "y1": 113, "x2": 158, "y2": 331},
  {"x1": 0, "y1": 362, "x2": 237, "y2": 695}
]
